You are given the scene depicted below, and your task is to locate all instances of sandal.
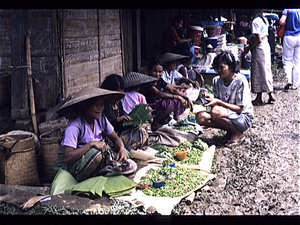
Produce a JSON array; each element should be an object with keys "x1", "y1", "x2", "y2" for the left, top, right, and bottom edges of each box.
[
  {"x1": 291, "y1": 85, "x2": 297, "y2": 90},
  {"x1": 221, "y1": 132, "x2": 231, "y2": 144},
  {"x1": 224, "y1": 136, "x2": 245, "y2": 148},
  {"x1": 252, "y1": 99, "x2": 264, "y2": 106},
  {"x1": 284, "y1": 83, "x2": 297, "y2": 90},
  {"x1": 284, "y1": 83, "x2": 291, "y2": 90}
]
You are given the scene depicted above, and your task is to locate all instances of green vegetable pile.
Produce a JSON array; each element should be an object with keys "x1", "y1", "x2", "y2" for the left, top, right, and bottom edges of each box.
[
  {"x1": 188, "y1": 113, "x2": 196, "y2": 119},
  {"x1": 140, "y1": 167, "x2": 208, "y2": 197},
  {"x1": 174, "y1": 125, "x2": 195, "y2": 131},
  {"x1": 153, "y1": 140, "x2": 209, "y2": 165}
]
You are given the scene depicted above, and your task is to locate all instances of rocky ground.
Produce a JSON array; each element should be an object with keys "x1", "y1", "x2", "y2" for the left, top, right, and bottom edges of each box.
[
  {"x1": 0, "y1": 62, "x2": 299, "y2": 218},
  {"x1": 173, "y1": 65, "x2": 300, "y2": 216}
]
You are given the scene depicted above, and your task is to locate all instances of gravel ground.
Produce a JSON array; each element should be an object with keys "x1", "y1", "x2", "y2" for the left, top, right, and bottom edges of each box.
[
  {"x1": 1, "y1": 62, "x2": 299, "y2": 217},
  {"x1": 173, "y1": 67, "x2": 300, "y2": 215}
]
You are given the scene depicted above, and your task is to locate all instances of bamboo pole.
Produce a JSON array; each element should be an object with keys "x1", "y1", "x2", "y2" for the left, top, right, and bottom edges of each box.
[{"x1": 26, "y1": 36, "x2": 39, "y2": 135}]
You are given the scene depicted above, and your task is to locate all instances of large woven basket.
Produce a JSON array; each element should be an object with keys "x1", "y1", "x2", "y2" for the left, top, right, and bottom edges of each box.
[
  {"x1": 0, "y1": 134, "x2": 40, "y2": 185},
  {"x1": 40, "y1": 129, "x2": 63, "y2": 182}
]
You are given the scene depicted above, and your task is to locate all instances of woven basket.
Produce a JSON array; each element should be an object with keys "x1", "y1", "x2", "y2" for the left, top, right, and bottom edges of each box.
[
  {"x1": 40, "y1": 129, "x2": 63, "y2": 182},
  {"x1": 0, "y1": 134, "x2": 40, "y2": 185}
]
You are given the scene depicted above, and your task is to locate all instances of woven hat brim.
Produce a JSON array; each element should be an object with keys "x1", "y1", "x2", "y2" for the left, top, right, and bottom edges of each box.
[
  {"x1": 158, "y1": 52, "x2": 189, "y2": 64},
  {"x1": 57, "y1": 87, "x2": 125, "y2": 116},
  {"x1": 123, "y1": 72, "x2": 157, "y2": 89}
]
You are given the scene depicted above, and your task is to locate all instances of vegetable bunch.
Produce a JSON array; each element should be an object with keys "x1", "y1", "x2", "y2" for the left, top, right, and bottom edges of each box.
[
  {"x1": 140, "y1": 167, "x2": 208, "y2": 197},
  {"x1": 154, "y1": 140, "x2": 209, "y2": 165}
]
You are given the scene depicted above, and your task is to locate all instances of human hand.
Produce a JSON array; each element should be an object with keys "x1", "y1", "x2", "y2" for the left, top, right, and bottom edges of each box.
[
  {"x1": 205, "y1": 97, "x2": 219, "y2": 108},
  {"x1": 188, "y1": 98, "x2": 194, "y2": 112},
  {"x1": 116, "y1": 147, "x2": 127, "y2": 163},
  {"x1": 121, "y1": 115, "x2": 133, "y2": 121},
  {"x1": 242, "y1": 46, "x2": 250, "y2": 57},
  {"x1": 192, "y1": 81, "x2": 200, "y2": 88},
  {"x1": 191, "y1": 37, "x2": 197, "y2": 45},
  {"x1": 92, "y1": 141, "x2": 108, "y2": 155}
]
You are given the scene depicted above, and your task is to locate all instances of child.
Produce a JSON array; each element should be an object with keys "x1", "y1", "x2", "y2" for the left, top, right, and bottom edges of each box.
[
  {"x1": 100, "y1": 74, "x2": 132, "y2": 134},
  {"x1": 121, "y1": 71, "x2": 156, "y2": 114},
  {"x1": 177, "y1": 50, "x2": 204, "y2": 86},
  {"x1": 143, "y1": 59, "x2": 193, "y2": 131},
  {"x1": 196, "y1": 51, "x2": 254, "y2": 147},
  {"x1": 158, "y1": 52, "x2": 199, "y2": 88}
]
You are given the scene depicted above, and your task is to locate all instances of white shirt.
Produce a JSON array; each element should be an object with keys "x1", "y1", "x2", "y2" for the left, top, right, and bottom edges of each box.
[
  {"x1": 162, "y1": 69, "x2": 183, "y2": 85},
  {"x1": 252, "y1": 16, "x2": 269, "y2": 38}
]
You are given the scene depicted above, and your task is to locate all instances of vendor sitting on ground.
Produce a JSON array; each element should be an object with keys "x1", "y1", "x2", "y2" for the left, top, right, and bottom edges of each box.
[
  {"x1": 196, "y1": 51, "x2": 254, "y2": 148},
  {"x1": 177, "y1": 50, "x2": 205, "y2": 86},
  {"x1": 158, "y1": 52, "x2": 199, "y2": 89},
  {"x1": 100, "y1": 74, "x2": 132, "y2": 134},
  {"x1": 101, "y1": 73, "x2": 155, "y2": 151},
  {"x1": 121, "y1": 71, "x2": 157, "y2": 115},
  {"x1": 55, "y1": 87, "x2": 137, "y2": 181},
  {"x1": 142, "y1": 59, "x2": 194, "y2": 131}
]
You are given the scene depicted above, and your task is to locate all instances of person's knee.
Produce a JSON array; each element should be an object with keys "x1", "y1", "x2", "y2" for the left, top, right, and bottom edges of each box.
[
  {"x1": 94, "y1": 153, "x2": 103, "y2": 164},
  {"x1": 210, "y1": 106, "x2": 223, "y2": 120},
  {"x1": 196, "y1": 111, "x2": 207, "y2": 125}
]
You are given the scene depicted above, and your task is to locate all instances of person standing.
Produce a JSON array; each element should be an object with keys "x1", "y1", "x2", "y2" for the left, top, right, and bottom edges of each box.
[
  {"x1": 243, "y1": 9, "x2": 276, "y2": 105},
  {"x1": 239, "y1": 15, "x2": 249, "y2": 35},
  {"x1": 279, "y1": 9, "x2": 300, "y2": 90}
]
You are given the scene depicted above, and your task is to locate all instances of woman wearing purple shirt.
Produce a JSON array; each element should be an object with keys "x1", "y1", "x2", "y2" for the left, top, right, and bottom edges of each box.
[{"x1": 55, "y1": 87, "x2": 137, "y2": 181}]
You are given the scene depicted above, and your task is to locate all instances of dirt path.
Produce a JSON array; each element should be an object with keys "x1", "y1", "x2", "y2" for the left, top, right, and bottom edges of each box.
[{"x1": 174, "y1": 70, "x2": 300, "y2": 215}]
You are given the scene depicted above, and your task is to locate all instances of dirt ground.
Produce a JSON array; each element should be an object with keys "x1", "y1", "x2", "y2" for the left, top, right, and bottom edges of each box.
[{"x1": 0, "y1": 63, "x2": 299, "y2": 217}]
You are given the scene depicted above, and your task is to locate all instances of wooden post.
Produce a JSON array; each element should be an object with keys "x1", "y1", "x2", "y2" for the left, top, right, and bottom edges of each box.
[{"x1": 26, "y1": 36, "x2": 39, "y2": 135}]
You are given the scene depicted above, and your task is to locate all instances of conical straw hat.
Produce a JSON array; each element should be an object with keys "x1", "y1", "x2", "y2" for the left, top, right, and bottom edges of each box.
[
  {"x1": 123, "y1": 71, "x2": 157, "y2": 89},
  {"x1": 57, "y1": 87, "x2": 125, "y2": 116},
  {"x1": 157, "y1": 52, "x2": 189, "y2": 65}
]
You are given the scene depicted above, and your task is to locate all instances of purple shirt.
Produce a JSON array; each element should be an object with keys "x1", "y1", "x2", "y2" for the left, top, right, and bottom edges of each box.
[
  {"x1": 121, "y1": 90, "x2": 147, "y2": 115},
  {"x1": 61, "y1": 115, "x2": 114, "y2": 149}
]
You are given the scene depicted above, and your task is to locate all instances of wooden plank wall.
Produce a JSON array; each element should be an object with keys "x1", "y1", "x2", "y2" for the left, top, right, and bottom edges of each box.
[
  {"x1": 0, "y1": 10, "x2": 12, "y2": 108},
  {"x1": 62, "y1": 9, "x2": 122, "y2": 98},
  {"x1": 27, "y1": 9, "x2": 60, "y2": 110},
  {"x1": 0, "y1": 9, "x2": 60, "y2": 111},
  {"x1": 0, "y1": 10, "x2": 11, "y2": 73},
  {"x1": 0, "y1": 9, "x2": 123, "y2": 111}
]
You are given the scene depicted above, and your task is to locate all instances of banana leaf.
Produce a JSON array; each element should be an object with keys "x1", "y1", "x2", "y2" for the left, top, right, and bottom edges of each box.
[
  {"x1": 123, "y1": 104, "x2": 154, "y2": 126},
  {"x1": 49, "y1": 169, "x2": 78, "y2": 195},
  {"x1": 107, "y1": 188, "x2": 134, "y2": 198},
  {"x1": 71, "y1": 176, "x2": 108, "y2": 197},
  {"x1": 104, "y1": 175, "x2": 137, "y2": 197}
]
